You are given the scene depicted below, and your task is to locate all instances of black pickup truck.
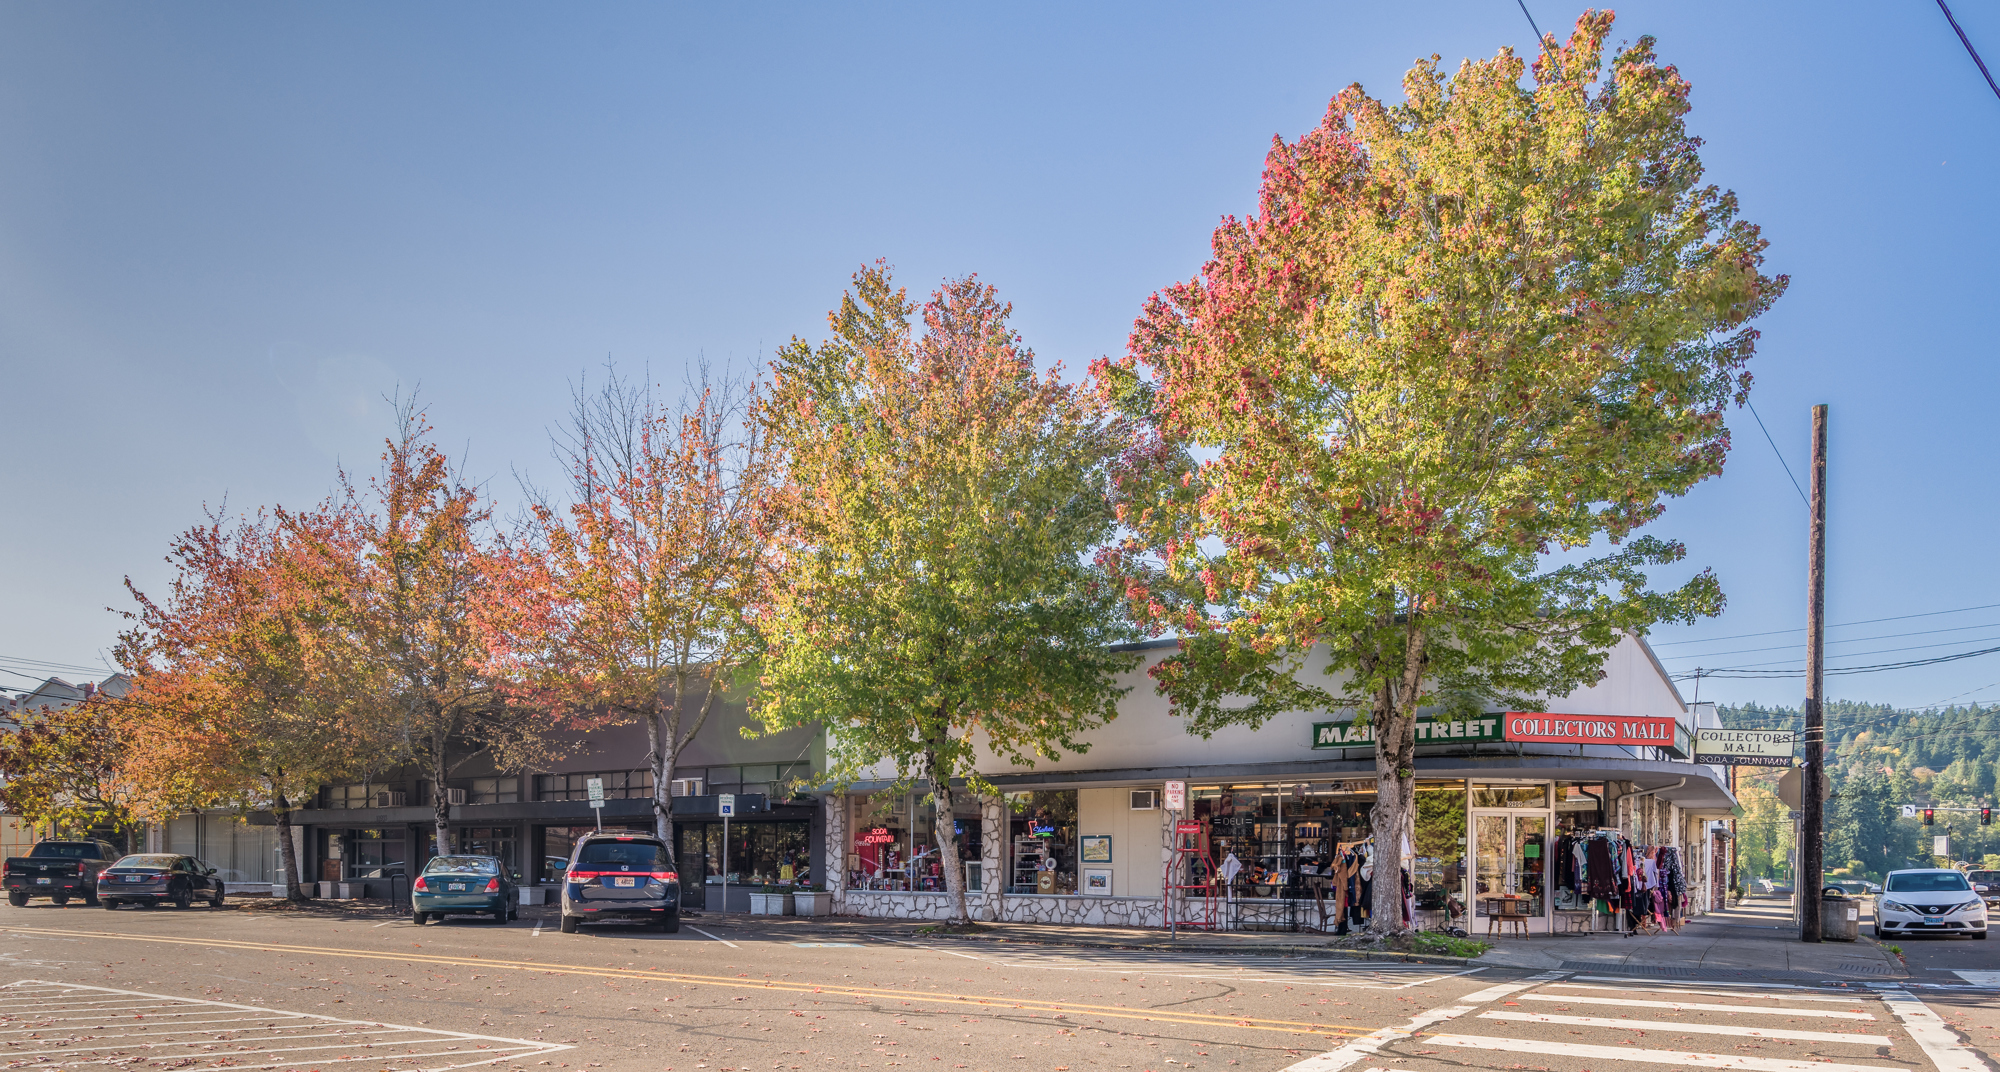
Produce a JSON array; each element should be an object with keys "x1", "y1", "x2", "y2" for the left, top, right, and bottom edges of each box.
[{"x1": 4, "y1": 839, "x2": 121, "y2": 906}]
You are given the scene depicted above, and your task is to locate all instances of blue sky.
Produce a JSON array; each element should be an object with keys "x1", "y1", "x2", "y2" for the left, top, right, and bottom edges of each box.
[{"x1": 2, "y1": 2, "x2": 1996, "y2": 711}]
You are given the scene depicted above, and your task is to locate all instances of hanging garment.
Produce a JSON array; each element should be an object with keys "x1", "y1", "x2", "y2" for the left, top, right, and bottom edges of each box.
[{"x1": 1584, "y1": 838, "x2": 1618, "y2": 898}]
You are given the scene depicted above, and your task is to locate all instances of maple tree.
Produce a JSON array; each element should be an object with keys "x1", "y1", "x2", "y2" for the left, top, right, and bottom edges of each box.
[
  {"x1": 756, "y1": 265, "x2": 1137, "y2": 926},
  {"x1": 328, "y1": 403, "x2": 572, "y2": 857},
  {"x1": 0, "y1": 689, "x2": 139, "y2": 839},
  {"x1": 507, "y1": 367, "x2": 776, "y2": 846},
  {"x1": 120, "y1": 506, "x2": 381, "y2": 899},
  {"x1": 1097, "y1": 13, "x2": 1785, "y2": 930}
]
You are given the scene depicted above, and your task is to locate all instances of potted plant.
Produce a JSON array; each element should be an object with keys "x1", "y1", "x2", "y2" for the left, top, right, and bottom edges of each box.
[
  {"x1": 748, "y1": 885, "x2": 795, "y2": 916},
  {"x1": 793, "y1": 883, "x2": 832, "y2": 917}
]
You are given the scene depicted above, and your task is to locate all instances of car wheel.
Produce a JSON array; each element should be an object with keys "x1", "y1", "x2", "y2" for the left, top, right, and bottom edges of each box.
[
  {"x1": 508, "y1": 906, "x2": 518, "y2": 921},
  {"x1": 7, "y1": 891, "x2": 26, "y2": 908},
  {"x1": 412, "y1": 911, "x2": 428, "y2": 925},
  {"x1": 172, "y1": 887, "x2": 193, "y2": 909},
  {"x1": 559, "y1": 913, "x2": 579, "y2": 934},
  {"x1": 83, "y1": 890, "x2": 99, "y2": 907},
  {"x1": 212, "y1": 885, "x2": 226, "y2": 908},
  {"x1": 660, "y1": 916, "x2": 680, "y2": 934},
  {"x1": 50, "y1": 894, "x2": 68, "y2": 906},
  {"x1": 1976, "y1": 930, "x2": 1989, "y2": 940},
  {"x1": 1873, "y1": 924, "x2": 1883, "y2": 938},
  {"x1": 101, "y1": 900, "x2": 119, "y2": 910}
]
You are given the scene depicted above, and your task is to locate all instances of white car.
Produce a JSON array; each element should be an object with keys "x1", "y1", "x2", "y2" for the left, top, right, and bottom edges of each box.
[{"x1": 1876, "y1": 868, "x2": 1988, "y2": 940}]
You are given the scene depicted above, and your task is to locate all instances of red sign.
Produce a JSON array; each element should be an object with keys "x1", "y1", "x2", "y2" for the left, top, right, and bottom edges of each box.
[
  {"x1": 1504, "y1": 712, "x2": 1678, "y2": 745},
  {"x1": 857, "y1": 827, "x2": 896, "y2": 846},
  {"x1": 1175, "y1": 821, "x2": 1204, "y2": 835}
]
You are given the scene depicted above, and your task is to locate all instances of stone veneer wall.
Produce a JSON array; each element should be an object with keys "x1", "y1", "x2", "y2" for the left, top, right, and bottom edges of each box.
[{"x1": 841, "y1": 889, "x2": 1166, "y2": 927}]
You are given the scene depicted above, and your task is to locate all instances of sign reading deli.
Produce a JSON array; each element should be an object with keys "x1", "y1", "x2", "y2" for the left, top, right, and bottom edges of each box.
[
  {"x1": 1693, "y1": 727, "x2": 1796, "y2": 767},
  {"x1": 1313, "y1": 716, "x2": 1502, "y2": 749},
  {"x1": 1502, "y1": 712, "x2": 1679, "y2": 745}
]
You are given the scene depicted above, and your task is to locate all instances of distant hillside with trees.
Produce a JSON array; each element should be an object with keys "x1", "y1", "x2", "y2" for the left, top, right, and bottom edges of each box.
[{"x1": 1718, "y1": 701, "x2": 2000, "y2": 884}]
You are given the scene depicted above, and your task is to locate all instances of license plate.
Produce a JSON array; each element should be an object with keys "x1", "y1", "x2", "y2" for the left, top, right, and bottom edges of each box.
[
  {"x1": 448, "y1": 883, "x2": 467, "y2": 891},
  {"x1": 1925, "y1": 916, "x2": 1943, "y2": 924},
  {"x1": 614, "y1": 876, "x2": 636, "y2": 887},
  {"x1": 35, "y1": 878, "x2": 50, "y2": 885},
  {"x1": 126, "y1": 876, "x2": 143, "y2": 882}
]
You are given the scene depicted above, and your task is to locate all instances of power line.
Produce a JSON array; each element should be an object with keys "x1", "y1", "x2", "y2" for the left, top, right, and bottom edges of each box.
[
  {"x1": 1658, "y1": 619, "x2": 2000, "y2": 661},
  {"x1": 1934, "y1": 0, "x2": 2000, "y2": 103},
  {"x1": 1675, "y1": 633, "x2": 2000, "y2": 673},
  {"x1": 1744, "y1": 399, "x2": 1808, "y2": 506},
  {"x1": 1648, "y1": 602, "x2": 2000, "y2": 647},
  {"x1": 1674, "y1": 642, "x2": 2000, "y2": 680}
]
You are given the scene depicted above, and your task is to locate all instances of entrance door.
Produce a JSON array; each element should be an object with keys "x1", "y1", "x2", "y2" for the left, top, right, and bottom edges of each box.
[{"x1": 1472, "y1": 811, "x2": 1549, "y2": 929}]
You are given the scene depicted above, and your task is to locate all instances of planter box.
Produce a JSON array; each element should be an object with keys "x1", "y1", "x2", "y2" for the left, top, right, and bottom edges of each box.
[
  {"x1": 794, "y1": 891, "x2": 832, "y2": 917},
  {"x1": 335, "y1": 882, "x2": 359, "y2": 899},
  {"x1": 748, "y1": 892, "x2": 794, "y2": 916}
]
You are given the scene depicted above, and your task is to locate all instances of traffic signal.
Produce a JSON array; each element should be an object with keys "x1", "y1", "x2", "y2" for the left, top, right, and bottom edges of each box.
[
  {"x1": 1983, "y1": 807, "x2": 1993, "y2": 827},
  {"x1": 1923, "y1": 808, "x2": 1936, "y2": 826}
]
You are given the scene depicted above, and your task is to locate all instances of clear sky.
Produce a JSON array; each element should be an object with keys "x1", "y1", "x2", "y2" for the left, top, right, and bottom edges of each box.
[{"x1": 2, "y1": 2, "x2": 1995, "y2": 711}]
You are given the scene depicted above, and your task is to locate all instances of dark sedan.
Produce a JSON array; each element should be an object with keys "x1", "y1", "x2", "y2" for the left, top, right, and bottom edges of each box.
[
  {"x1": 98, "y1": 855, "x2": 225, "y2": 909},
  {"x1": 412, "y1": 855, "x2": 516, "y2": 925},
  {"x1": 559, "y1": 833, "x2": 679, "y2": 933}
]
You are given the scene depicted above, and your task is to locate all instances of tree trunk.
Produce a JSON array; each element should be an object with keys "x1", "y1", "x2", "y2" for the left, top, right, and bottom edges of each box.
[
  {"x1": 272, "y1": 789, "x2": 307, "y2": 902},
  {"x1": 646, "y1": 709, "x2": 674, "y2": 851},
  {"x1": 431, "y1": 746, "x2": 451, "y2": 859},
  {"x1": 928, "y1": 751, "x2": 970, "y2": 927},
  {"x1": 1368, "y1": 624, "x2": 1428, "y2": 934}
]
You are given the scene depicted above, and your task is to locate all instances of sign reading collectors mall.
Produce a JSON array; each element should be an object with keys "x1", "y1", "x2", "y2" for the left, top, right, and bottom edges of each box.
[
  {"x1": 1692, "y1": 727, "x2": 1796, "y2": 767},
  {"x1": 1312, "y1": 712, "x2": 1681, "y2": 749}
]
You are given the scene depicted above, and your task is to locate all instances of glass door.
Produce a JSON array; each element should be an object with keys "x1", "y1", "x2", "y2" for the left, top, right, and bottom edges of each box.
[{"x1": 1472, "y1": 811, "x2": 1550, "y2": 928}]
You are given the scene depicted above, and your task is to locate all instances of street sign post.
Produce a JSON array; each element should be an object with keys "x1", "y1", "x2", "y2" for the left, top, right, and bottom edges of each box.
[
  {"x1": 719, "y1": 794, "x2": 735, "y2": 913},
  {"x1": 587, "y1": 777, "x2": 605, "y2": 831},
  {"x1": 1694, "y1": 728, "x2": 1796, "y2": 767}
]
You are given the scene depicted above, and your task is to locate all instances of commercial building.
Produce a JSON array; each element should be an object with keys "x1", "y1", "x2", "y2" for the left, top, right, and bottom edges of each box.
[{"x1": 826, "y1": 636, "x2": 1737, "y2": 933}]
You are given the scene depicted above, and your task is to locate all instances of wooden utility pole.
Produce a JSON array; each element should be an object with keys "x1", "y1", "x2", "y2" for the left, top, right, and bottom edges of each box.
[{"x1": 1800, "y1": 404, "x2": 1828, "y2": 942}]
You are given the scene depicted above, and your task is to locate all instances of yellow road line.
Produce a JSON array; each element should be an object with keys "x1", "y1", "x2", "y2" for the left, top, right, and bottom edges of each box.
[{"x1": 0, "y1": 925, "x2": 1368, "y2": 1040}]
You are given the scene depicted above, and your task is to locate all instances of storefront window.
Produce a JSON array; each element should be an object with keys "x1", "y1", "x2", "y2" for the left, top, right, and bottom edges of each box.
[
  {"x1": 1008, "y1": 790, "x2": 1077, "y2": 895},
  {"x1": 343, "y1": 828, "x2": 406, "y2": 879},
  {"x1": 1412, "y1": 783, "x2": 1468, "y2": 917},
  {"x1": 847, "y1": 791, "x2": 981, "y2": 892},
  {"x1": 1472, "y1": 784, "x2": 1549, "y2": 808},
  {"x1": 1555, "y1": 784, "x2": 1605, "y2": 833}
]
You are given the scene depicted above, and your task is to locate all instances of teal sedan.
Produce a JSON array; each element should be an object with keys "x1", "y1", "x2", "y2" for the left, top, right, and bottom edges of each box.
[{"x1": 412, "y1": 855, "x2": 517, "y2": 925}]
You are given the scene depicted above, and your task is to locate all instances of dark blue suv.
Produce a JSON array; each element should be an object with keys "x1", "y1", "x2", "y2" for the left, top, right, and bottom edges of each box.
[{"x1": 558, "y1": 833, "x2": 680, "y2": 934}]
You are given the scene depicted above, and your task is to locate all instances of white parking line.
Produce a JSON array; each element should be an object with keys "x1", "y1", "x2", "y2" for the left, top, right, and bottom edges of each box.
[
  {"x1": 1278, "y1": 971, "x2": 1567, "y2": 1072},
  {"x1": 1550, "y1": 980, "x2": 1872, "y2": 1001},
  {"x1": 532, "y1": 919, "x2": 543, "y2": 937},
  {"x1": 0, "y1": 979, "x2": 571, "y2": 1071},
  {"x1": 1517, "y1": 991, "x2": 1877, "y2": 1018},
  {"x1": 1872, "y1": 984, "x2": 1989, "y2": 1072},
  {"x1": 1421, "y1": 1032, "x2": 1904, "y2": 1072},
  {"x1": 689, "y1": 926, "x2": 739, "y2": 947},
  {"x1": 1476, "y1": 1010, "x2": 1894, "y2": 1045}
]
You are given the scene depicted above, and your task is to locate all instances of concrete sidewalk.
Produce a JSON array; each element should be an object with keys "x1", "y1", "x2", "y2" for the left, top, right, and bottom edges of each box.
[
  {"x1": 693, "y1": 898, "x2": 1906, "y2": 980},
  {"x1": 1470, "y1": 897, "x2": 1906, "y2": 979}
]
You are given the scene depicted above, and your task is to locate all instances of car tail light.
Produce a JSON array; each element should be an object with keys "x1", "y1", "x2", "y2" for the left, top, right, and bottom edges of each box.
[
  {"x1": 649, "y1": 872, "x2": 678, "y2": 884},
  {"x1": 566, "y1": 870, "x2": 602, "y2": 881},
  {"x1": 413, "y1": 876, "x2": 429, "y2": 892},
  {"x1": 484, "y1": 877, "x2": 500, "y2": 892}
]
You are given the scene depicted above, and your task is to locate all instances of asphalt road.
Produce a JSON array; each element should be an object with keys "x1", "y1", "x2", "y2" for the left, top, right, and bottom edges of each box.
[{"x1": 0, "y1": 900, "x2": 1994, "y2": 1072}]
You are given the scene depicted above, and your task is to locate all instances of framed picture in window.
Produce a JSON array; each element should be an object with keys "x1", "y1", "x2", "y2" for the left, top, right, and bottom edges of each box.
[
  {"x1": 1080, "y1": 835, "x2": 1112, "y2": 863},
  {"x1": 1083, "y1": 868, "x2": 1113, "y2": 896}
]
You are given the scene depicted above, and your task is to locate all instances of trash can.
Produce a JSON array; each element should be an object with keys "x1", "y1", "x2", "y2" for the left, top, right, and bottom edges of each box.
[{"x1": 1820, "y1": 887, "x2": 1860, "y2": 942}]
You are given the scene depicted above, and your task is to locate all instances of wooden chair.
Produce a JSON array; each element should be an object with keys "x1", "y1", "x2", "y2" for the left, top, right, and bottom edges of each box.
[{"x1": 1484, "y1": 896, "x2": 1531, "y2": 938}]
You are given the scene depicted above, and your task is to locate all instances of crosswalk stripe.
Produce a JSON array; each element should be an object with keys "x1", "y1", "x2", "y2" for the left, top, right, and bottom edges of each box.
[
  {"x1": 1421, "y1": 1032, "x2": 1907, "y2": 1072},
  {"x1": 1550, "y1": 981, "x2": 1872, "y2": 1003},
  {"x1": 1277, "y1": 973, "x2": 1567, "y2": 1072},
  {"x1": 1872, "y1": 986, "x2": 1988, "y2": 1072},
  {"x1": 1477, "y1": 1010, "x2": 1894, "y2": 1045},
  {"x1": 1520, "y1": 992, "x2": 1877, "y2": 1019}
]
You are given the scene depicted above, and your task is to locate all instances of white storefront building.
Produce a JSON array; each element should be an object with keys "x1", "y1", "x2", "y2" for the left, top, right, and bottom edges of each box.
[{"x1": 825, "y1": 635, "x2": 1737, "y2": 934}]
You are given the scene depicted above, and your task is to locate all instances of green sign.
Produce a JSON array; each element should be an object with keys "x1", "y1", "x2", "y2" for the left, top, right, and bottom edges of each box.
[{"x1": 1311, "y1": 716, "x2": 1503, "y2": 749}]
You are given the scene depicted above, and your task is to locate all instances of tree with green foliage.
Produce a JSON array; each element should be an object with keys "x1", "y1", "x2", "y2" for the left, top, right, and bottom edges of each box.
[
  {"x1": 1097, "y1": 12, "x2": 1783, "y2": 930},
  {"x1": 755, "y1": 265, "x2": 1138, "y2": 926}
]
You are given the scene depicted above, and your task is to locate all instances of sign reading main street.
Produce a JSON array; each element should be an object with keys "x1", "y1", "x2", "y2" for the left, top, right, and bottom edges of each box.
[
  {"x1": 1312, "y1": 715, "x2": 1501, "y2": 748},
  {"x1": 1693, "y1": 727, "x2": 1796, "y2": 767}
]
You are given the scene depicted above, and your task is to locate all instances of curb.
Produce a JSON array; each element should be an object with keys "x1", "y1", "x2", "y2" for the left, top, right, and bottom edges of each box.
[{"x1": 755, "y1": 920, "x2": 1482, "y2": 966}]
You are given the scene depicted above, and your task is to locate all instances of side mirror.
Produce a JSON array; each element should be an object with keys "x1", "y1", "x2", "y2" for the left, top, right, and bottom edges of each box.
[{"x1": 206, "y1": 868, "x2": 218, "y2": 877}]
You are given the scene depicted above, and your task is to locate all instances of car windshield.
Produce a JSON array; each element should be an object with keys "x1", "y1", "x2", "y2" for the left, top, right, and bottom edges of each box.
[
  {"x1": 423, "y1": 856, "x2": 500, "y2": 876},
  {"x1": 34, "y1": 844, "x2": 101, "y2": 859},
  {"x1": 111, "y1": 855, "x2": 179, "y2": 870},
  {"x1": 576, "y1": 840, "x2": 670, "y2": 870},
  {"x1": 1886, "y1": 872, "x2": 1971, "y2": 893}
]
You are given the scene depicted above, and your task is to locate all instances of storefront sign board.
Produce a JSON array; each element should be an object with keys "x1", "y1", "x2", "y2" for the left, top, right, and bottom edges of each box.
[
  {"x1": 1693, "y1": 727, "x2": 1795, "y2": 766},
  {"x1": 1503, "y1": 712, "x2": 1678, "y2": 745},
  {"x1": 1311, "y1": 716, "x2": 1501, "y2": 748}
]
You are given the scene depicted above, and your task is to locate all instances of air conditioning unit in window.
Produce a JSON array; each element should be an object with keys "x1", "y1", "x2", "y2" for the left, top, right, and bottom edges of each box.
[
  {"x1": 670, "y1": 778, "x2": 704, "y2": 798},
  {"x1": 374, "y1": 791, "x2": 406, "y2": 808},
  {"x1": 1130, "y1": 789, "x2": 1159, "y2": 811},
  {"x1": 441, "y1": 788, "x2": 466, "y2": 806}
]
